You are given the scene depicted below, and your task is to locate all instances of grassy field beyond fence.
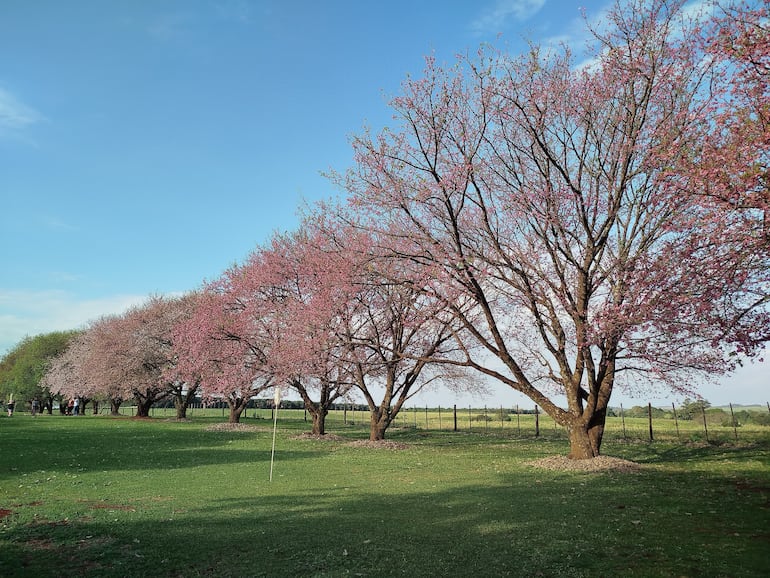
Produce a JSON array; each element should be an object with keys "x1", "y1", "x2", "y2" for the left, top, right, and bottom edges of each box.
[{"x1": 138, "y1": 404, "x2": 770, "y2": 445}]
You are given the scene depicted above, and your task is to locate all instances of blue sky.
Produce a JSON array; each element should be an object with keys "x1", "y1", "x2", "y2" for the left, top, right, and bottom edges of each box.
[{"x1": 1, "y1": 1, "x2": 765, "y2": 407}]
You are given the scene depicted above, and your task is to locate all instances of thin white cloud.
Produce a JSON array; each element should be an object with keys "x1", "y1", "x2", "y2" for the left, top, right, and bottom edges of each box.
[
  {"x1": 0, "y1": 88, "x2": 43, "y2": 133},
  {"x1": 40, "y1": 215, "x2": 79, "y2": 233},
  {"x1": 0, "y1": 290, "x2": 150, "y2": 355},
  {"x1": 471, "y1": 0, "x2": 547, "y2": 35}
]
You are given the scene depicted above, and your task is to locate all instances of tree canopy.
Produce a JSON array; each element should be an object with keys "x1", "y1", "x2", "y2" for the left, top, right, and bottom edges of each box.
[{"x1": 336, "y1": 0, "x2": 769, "y2": 457}]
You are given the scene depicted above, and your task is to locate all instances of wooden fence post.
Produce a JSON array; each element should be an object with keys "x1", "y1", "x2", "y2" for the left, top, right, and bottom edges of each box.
[
  {"x1": 516, "y1": 405, "x2": 521, "y2": 435},
  {"x1": 534, "y1": 405, "x2": 540, "y2": 437},
  {"x1": 648, "y1": 403, "x2": 654, "y2": 442},
  {"x1": 438, "y1": 405, "x2": 442, "y2": 430},
  {"x1": 729, "y1": 403, "x2": 738, "y2": 441},
  {"x1": 672, "y1": 402, "x2": 680, "y2": 440},
  {"x1": 620, "y1": 404, "x2": 627, "y2": 441},
  {"x1": 453, "y1": 404, "x2": 458, "y2": 432},
  {"x1": 701, "y1": 404, "x2": 710, "y2": 443}
]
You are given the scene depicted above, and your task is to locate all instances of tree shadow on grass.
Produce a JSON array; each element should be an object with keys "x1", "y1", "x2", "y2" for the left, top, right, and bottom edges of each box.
[
  {"x1": 0, "y1": 418, "x2": 318, "y2": 480},
  {"x1": 2, "y1": 419, "x2": 769, "y2": 576},
  {"x1": 2, "y1": 464, "x2": 769, "y2": 578},
  {"x1": 615, "y1": 440, "x2": 770, "y2": 468}
]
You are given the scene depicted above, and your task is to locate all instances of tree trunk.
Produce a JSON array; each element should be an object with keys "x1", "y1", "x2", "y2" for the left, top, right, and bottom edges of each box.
[
  {"x1": 136, "y1": 398, "x2": 154, "y2": 418},
  {"x1": 567, "y1": 413, "x2": 606, "y2": 459},
  {"x1": 174, "y1": 394, "x2": 188, "y2": 420},
  {"x1": 227, "y1": 397, "x2": 249, "y2": 423},
  {"x1": 91, "y1": 400, "x2": 99, "y2": 415},
  {"x1": 110, "y1": 398, "x2": 122, "y2": 416},
  {"x1": 229, "y1": 404, "x2": 246, "y2": 423},
  {"x1": 369, "y1": 409, "x2": 391, "y2": 441},
  {"x1": 588, "y1": 407, "x2": 606, "y2": 456},
  {"x1": 310, "y1": 409, "x2": 327, "y2": 435},
  {"x1": 568, "y1": 425, "x2": 599, "y2": 459},
  {"x1": 172, "y1": 383, "x2": 197, "y2": 420},
  {"x1": 294, "y1": 388, "x2": 328, "y2": 436}
]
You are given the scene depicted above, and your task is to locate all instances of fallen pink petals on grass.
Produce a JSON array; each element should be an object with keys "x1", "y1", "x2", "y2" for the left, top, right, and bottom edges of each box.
[
  {"x1": 347, "y1": 440, "x2": 409, "y2": 450},
  {"x1": 203, "y1": 423, "x2": 263, "y2": 432},
  {"x1": 292, "y1": 432, "x2": 344, "y2": 441},
  {"x1": 526, "y1": 455, "x2": 643, "y2": 473}
]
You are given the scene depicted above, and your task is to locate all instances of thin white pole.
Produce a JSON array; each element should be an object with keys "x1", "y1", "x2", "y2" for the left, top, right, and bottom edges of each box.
[{"x1": 269, "y1": 388, "x2": 281, "y2": 482}]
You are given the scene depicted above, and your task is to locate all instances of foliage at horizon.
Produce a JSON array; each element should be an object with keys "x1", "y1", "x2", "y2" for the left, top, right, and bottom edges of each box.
[{"x1": 0, "y1": 330, "x2": 80, "y2": 406}]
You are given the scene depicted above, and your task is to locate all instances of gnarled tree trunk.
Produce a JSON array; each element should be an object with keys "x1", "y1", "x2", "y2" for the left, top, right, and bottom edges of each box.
[
  {"x1": 293, "y1": 379, "x2": 340, "y2": 436},
  {"x1": 561, "y1": 380, "x2": 612, "y2": 459},
  {"x1": 173, "y1": 384, "x2": 198, "y2": 420},
  {"x1": 227, "y1": 396, "x2": 249, "y2": 423},
  {"x1": 369, "y1": 408, "x2": 392, "y2": 441},
  {"x1": 136, "y1": 397, "x2": 154, "y2": 418},
  {"x1": 309, "y1": 406, "x2": 328, "y2": 435}
]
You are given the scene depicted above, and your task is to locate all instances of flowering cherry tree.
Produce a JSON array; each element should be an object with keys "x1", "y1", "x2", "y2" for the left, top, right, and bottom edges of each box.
[
  {"x1": 173, "y1": 284, "x2": 275, "y2": 424},
  {"x1": 44, "y1": 317, "x2": 127, "y2": 415},
  {"x1": 339, "y1": 0, "x2": 769, "y2": 458},
  {"x1": 333, "y1": 226, "x2": 472, "y2": 441},
  {"x1": 251, "y1": 227, "x2": 359, "y2": 435},
  {"x1": 263, "y1": 210, "x2": 475, "y2": 440},
  {"x1": 182, "y1": 223, "x2": 366, "y2": 433},
  {"x1": 134, "y1": 294, "x2": 201, "y2": 419}
]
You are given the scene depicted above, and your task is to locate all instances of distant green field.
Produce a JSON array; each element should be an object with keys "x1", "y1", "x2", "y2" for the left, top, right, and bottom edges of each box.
[
  {"x1": 133, "y1": 404, "x2": 769, "y2": 445},
  {"x1": 2, "y1": 414, "x2": 768, "y2": 577}
]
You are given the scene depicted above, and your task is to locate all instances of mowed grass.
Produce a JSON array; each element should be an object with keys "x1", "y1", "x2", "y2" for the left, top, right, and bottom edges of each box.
[{"x1": 1, "y1": 414, "x2": 768, "y2": 577}]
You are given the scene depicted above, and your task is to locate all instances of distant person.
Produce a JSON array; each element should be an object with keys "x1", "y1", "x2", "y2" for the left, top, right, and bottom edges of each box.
[
  {"x1": 7, "y1": 399, "x2": 15, "y2": 417},
  {"x1": 73, "y1": 397, "x2": 80, "y2": 416},
  {"x1": 31, "y1": 399, "x2": 39, "y2": 417},
  {"x1": 67, "y1": 398, "x2": 74, "y2": 415}
]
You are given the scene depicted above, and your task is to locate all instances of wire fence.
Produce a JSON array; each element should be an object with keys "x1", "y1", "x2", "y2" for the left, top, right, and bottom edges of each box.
[{"x1": 120, "y1": 402, "x2": 770, "y2": 445}]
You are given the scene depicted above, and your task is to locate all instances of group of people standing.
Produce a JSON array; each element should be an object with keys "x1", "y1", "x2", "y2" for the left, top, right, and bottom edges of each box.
[
  {"x1": 3, "y1": 397, "x2": 80, "y2": 417},
  {"x1": 64, "y1": 397, "x2": 81, "y2": 416}
]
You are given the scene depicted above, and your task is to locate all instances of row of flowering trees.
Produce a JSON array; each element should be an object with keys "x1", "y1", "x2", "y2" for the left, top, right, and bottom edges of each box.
[
  {"x1": 45, "y1": 221, "x2": 474, "y2": 439},
  {"x1": 44, "y1": 0, "x2": 768, "y2": 458}
]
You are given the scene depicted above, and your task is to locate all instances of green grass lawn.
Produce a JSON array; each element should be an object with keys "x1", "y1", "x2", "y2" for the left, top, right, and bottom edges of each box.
[{"x1": 1, "y1": 414, "x2": 768, "y2": 577}]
